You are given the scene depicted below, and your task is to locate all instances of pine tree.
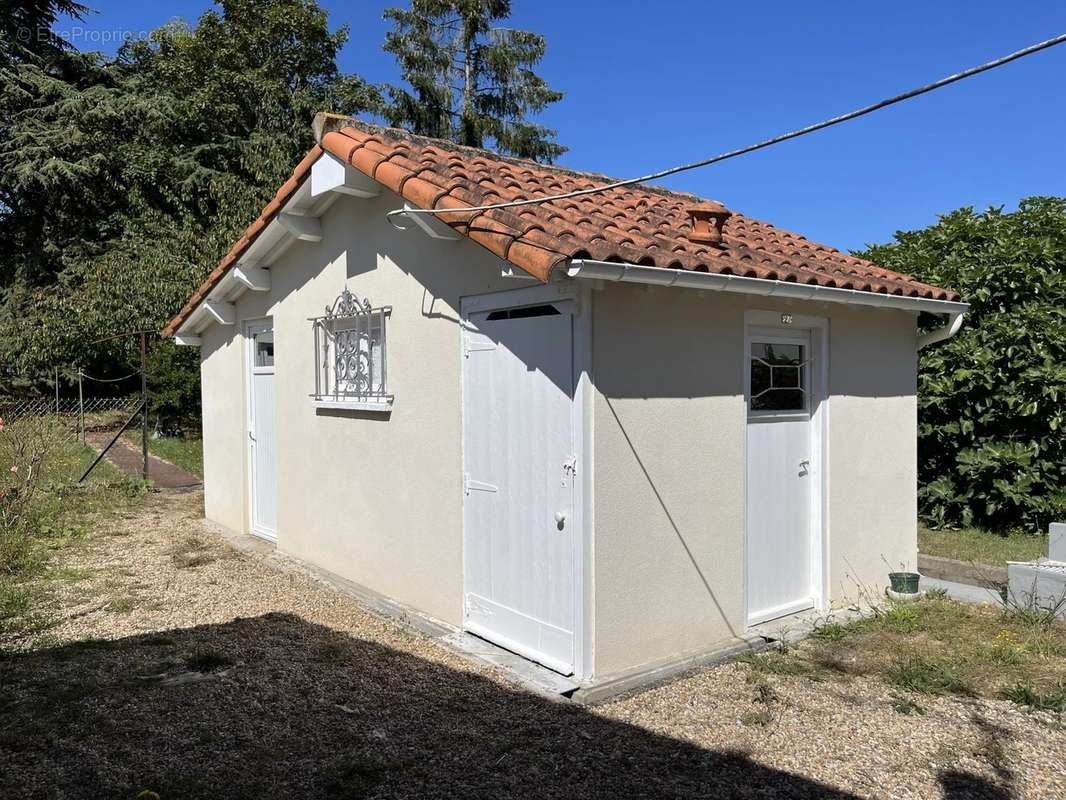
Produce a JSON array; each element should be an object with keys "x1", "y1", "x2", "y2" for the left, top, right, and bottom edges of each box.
[{"x1": 382, "y1": 0, "x2": 565, "y2": 162}]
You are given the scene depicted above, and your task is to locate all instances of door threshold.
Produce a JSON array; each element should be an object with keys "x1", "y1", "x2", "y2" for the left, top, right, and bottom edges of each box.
[{"x1": 441, "y1": 631, "x2": 581, "y2": 698}]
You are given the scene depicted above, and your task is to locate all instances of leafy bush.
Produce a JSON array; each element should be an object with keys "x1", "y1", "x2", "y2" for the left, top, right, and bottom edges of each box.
[
  {"x1": 0, "y1": 414, "x2": 57, "y2": 575},
  {"x1": 857, "y1": 197, "x2": 1066, "y2": 531}
]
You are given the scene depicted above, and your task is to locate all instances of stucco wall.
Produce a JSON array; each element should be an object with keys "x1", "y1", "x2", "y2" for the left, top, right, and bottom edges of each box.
[
  {"x1": 198, "y1": 188, "x2": 515, "y2": 626},
  {"x1": 200, "y1": 321, "x2": 246, "y2": 534},
  {"x1": 590, "y1": 284, "x2": 918, "y2": 677}
]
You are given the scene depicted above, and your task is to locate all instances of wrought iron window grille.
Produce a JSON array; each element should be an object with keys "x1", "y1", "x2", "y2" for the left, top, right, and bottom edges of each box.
[{"x1": 310, "y1": 287, "x2": 392, "y2": 403}]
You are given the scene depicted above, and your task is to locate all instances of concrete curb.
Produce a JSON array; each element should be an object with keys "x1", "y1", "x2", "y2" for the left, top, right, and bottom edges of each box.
[{"x1": 918, "y1": 553, "x2": 1007, "y2": 587}]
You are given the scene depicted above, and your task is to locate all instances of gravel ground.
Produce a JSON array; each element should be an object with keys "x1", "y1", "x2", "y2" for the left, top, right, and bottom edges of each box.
[{"x1": 1, "y1": 491, "x2": 1064, "y2": 799}]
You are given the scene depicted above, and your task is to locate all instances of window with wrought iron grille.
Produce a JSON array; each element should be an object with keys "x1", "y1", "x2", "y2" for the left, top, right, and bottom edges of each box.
[{"x1": 311, "y1": 288, "x2": 392, "y2": 405}]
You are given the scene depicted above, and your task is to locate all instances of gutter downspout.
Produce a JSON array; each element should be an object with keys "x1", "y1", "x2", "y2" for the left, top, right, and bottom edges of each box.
[{"x1": 917, "y1": 311, "x2": 965, "y2": 349}]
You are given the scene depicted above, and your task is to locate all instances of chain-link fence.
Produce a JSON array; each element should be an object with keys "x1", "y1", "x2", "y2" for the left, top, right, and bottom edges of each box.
[{"x1": 0, "y1": 394, "x2": 144, "y2": 482}]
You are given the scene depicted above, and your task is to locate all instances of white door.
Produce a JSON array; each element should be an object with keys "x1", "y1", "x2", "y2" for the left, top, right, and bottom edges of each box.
[
  {"x1": 247, "y1": 319, "x2": 278, "y2": 540},
  {"x1": 746, "y1": 327, "x2": 816, "y2": 625},
  {"x1": 462, "y1": 299, "x2": 577, "y2": 675}
]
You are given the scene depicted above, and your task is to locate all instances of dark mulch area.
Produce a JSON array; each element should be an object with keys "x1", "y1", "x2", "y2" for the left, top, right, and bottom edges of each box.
[{"x1": 0, "y1": 612, "x2": 859, "y2": 800}]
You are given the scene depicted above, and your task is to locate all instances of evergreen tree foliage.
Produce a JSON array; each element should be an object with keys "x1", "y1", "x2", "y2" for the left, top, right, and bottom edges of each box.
[
  {"x1": 0, "y1": 0, "x2": 379, "y2": 415},
  {"x1": 857, "y1": 198, "x2": 1066, "y2": 532},
  {"x1": 382, "y1": 0, "x2": 564, "y2": 161}
]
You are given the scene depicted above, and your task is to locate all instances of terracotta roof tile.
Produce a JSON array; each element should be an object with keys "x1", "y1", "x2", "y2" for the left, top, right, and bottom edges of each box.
[{"x1": 164, "y1": 121, "x2": 961, "y2": 336}]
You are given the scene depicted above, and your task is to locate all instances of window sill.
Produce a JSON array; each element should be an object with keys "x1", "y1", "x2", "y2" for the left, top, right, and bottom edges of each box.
[{"x1": 312, "y1": 399, "x2": 393, "y2": 414}]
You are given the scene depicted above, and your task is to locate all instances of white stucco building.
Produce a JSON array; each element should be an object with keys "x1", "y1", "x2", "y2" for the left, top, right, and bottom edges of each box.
[{"x1": 164, "y1": 115, "x2": 967, "y2": 694}]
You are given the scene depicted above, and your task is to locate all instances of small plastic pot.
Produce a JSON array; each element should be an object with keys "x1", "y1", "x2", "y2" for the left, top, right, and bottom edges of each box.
[{"x1": 888, "y1": 571, "x2": 920, "y2": 594}]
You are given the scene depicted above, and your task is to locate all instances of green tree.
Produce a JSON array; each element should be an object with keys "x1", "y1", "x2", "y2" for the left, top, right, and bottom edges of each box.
[
  {"x1": 0, "y1": 0, "x2": 379, "y2": 402},
  {"x1": 382, "y1": 0, "x2": 565, "y2": 161},
  {"x1": 857, "y1": 197, "x2": 1066, "y2": 532}
]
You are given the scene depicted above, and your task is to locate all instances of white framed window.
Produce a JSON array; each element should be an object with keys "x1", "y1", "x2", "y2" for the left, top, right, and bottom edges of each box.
[{"x1": 311, "y1": 287, "x2": 392, "y2": 411}]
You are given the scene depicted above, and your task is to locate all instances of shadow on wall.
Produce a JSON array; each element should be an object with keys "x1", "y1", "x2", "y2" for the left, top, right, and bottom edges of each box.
[{"x1": 0, "y1": 613, "x2": 871, "y2": 799}]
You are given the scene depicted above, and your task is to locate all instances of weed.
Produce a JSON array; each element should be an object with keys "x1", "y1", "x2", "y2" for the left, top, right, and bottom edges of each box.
[
  {"x1": 924, "y1": 587, "x2": 949, "y2": 600},
  {"x1": 170, "y1": 534, "x2": 216, "y2": 569},
  {"x1": 812, "y1": 621, "x2": 855, "y2": 641},
  {"x1": 889, "y1": 692, "x2": 926, "y2": 715},
  {"x1": 888, "y1": 654, "x2": 974, "y2": 696},
  {"x1": 106, "y1": 596, "x2": 138, "y2": 614},
  {"x1": 737, "y1": 651, "x2": 810, "y2": 676},
  {"x1": 879, "y1": 603, "x2": 921, "y2": 633},
  {"x1": 739, "y1": 708, "x2": 773, "y2": 727},
  {"x1": 999, "y1": 681, "x2": 1066, "y2": 713},
  {"x1": 185, "y1": 650, "x2": 234, "y2": 673},
  {"x1": 986, "y1": 630, "x2": 1026, "y2": 666}
]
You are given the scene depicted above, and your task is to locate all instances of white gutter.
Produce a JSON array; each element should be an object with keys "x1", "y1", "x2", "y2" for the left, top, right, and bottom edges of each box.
[{"x1": 566, "y1": 258, "x2": 968, "y2": 346}]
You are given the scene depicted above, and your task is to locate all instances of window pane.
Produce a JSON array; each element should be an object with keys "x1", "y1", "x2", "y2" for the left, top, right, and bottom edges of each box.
[
  {"x1": 752, "y1": 389, "x2": 805, "y2": 411},
  {"x1": 773, "y1": 365, "x2": 800, "y2": 388},
  {"x1": 750, "y1": 360, "x2": 772, "y2": 397},
  {"x1": 750, "y1": 341, "x2": 806, "y2": 412},
  {"x1": 254, "y1": 330, "x2": 274, "y2": 367}
]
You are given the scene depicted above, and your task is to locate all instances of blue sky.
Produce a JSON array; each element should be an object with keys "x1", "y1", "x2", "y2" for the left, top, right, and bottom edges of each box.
[{"x1": 59, "y1": 1, "x2": 1066, "y2": 252}]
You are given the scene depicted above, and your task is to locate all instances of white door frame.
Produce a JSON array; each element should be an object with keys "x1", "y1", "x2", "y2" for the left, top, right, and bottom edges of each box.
[
  {"x1": 742, "y1": 309, "x2": 829, "y2": 627},
  {"x1": 245, "y1": 317, "x2": 277, "y2": 542},
  {"x1": 459, "y1": 281, "x2": 592, "y2": 681}
]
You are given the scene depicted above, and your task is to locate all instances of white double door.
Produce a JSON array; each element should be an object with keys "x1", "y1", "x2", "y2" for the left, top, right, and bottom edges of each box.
[
  {"x1": 745, "y1": 326, "x2": 820, "y2": 625},
  {"x1": 246, "y1": 319, "x2": 278, "y2": 541},
  {"x1": 462, "y1": 298, "x2": 578, "y2": 675}
]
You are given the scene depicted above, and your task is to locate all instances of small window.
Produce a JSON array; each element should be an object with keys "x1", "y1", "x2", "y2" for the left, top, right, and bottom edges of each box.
[
  {"x1": 486, "y1": 304, "x2": 561, "y2": 321},
  {"x1": 311, "y1": 288, "x2": 392, "y2": 404},
  {"x1": 750, "y1": 342, "x2": 807, "y2": 412},
  {"x1": 253, "y1": 330, "x2": 274, "y2": 368}
]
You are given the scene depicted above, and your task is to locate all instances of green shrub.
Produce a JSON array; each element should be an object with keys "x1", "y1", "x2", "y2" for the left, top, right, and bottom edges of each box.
[{"x1": 857, "y1": 198, "x2": 1066, "y2": 531}]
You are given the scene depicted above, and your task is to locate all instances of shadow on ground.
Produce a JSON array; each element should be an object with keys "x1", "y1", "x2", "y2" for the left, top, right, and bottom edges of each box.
[{"x1": 0, "y1": 613, "x2": 1005, "y2": 799}]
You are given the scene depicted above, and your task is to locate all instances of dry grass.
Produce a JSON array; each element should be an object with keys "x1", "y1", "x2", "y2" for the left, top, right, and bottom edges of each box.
[{"x1": 800, "y1": 597, "x2": 1066, "y2": 707}]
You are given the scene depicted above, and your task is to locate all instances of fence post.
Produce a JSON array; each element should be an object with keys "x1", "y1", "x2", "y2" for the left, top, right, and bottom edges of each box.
[
  {"x1": 140, "y1": 332, "x2": 149, "y2": 482},
  {"x1": 54, "y1": 366, "x2": 59, "y2": 414},
  {"x1": 78, "y1": 371, "x2": 84, "y2": 443}
]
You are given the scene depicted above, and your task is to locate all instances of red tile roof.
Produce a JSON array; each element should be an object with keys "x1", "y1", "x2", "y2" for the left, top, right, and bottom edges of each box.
[{"x1": 164, "y1": 120, "x2": 959, "y2": 336}]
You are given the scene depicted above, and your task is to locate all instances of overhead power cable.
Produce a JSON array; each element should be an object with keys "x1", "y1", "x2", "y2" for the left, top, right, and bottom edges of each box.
[{"x1": 387, "y1": 32, "x2": 1066, "y2": 226}]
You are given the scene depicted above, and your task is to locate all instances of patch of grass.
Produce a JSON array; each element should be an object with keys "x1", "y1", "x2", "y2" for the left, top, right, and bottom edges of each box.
[
  {"x1": 737, "y1": 650, "x2": 811, "y2": 676},
  {"x1": 169, "y1": 534, "x2": 217, "y2": 569},
  {"x1": 888, "y1": 654, "x2": 974, "y2": 696},
  {"x1": 185, "y1": 649, "x2": 234, "y2": 673},
  {"x1": 999, "y1": 681, "x2": 1066, "y2": 713},
  {"x1": 126, "y1": 433, "x2": 203, "y2": 478},
  {"x1": 802, "y1": 593, "x2": 1066, "y2": 705},
  {"x1": 919, "y1": 523, "x2": 1046, "y2": 567},
  {"x1": 46, "y1": 565, "x2": 95, "y2": 584},
  {"x1": 811, "y1": 620, "x2": 860, "y2": 641},
  {"x1": 106, "y1": 595, "x2": 139, "y2": 614},
  {"x1": 739, "y1": 707, "x2": 772, "y2": 727},
  {"x1": 878, "y1": 603, "x2": 921, "y2": 633},
  {"x1": 0, "y1": 578, "x2": 34, "y2": 623}
]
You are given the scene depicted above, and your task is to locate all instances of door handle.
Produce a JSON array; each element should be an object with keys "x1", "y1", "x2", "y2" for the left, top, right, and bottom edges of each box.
[
  {"x1": 798, "y1": 459, "x2": 810, "y2": 476},
  {"x1": 555, "y1": 511, "x2": 567, "y2": 529},
  {"x1": 248, "y1": 430, "x2": 256, "y2": 442}
]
